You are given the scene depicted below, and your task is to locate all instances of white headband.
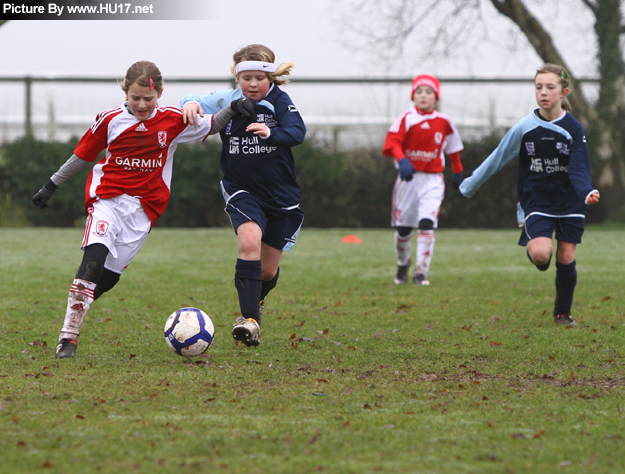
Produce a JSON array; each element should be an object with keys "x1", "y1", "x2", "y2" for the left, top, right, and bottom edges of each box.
[{"x1": 235, "y1": 61, "x2": 277, "y2": 74}]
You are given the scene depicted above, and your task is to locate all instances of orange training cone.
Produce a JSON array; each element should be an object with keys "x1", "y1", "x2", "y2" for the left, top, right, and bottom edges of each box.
[{"x1": 341, "y1": 234, "x2": 362, "y2": 244}]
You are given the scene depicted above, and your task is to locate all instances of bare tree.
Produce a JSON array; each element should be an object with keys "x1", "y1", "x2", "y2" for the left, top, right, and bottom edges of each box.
[
  {"x1": 340, "y1": 0, "x2": 625, "y2": 221},
  {"x1": 491, "y1": 0, "x2": 625, "y2": 216}
]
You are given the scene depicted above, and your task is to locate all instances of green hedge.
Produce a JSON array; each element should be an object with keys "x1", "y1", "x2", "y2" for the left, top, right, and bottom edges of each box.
[
  {"x1": 0, "y1": 136, "x2": 523, "y2": 229},
  {"x1": 0, "y1": 138, "x2": 86, "y2": 227}
]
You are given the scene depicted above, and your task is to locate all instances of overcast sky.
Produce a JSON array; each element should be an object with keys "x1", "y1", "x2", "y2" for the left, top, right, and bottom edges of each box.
[
  {"x1": 0, "y1": 1, "x2": 362, "y2": 77},
  {"x1": 0, "y1": 0, "x2": 599, "y2": 143},
  {"x1": 0, "y1": 0, "x2": 597, "y2": 78}
]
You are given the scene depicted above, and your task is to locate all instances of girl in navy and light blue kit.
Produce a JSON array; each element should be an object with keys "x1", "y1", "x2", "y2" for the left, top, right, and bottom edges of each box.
[
  {"x1": 460, "y1": 64, "x2": 599, "y2": 326},
  {"x1": 181, "y1": 44, "x2": 306, "y2": 347}
]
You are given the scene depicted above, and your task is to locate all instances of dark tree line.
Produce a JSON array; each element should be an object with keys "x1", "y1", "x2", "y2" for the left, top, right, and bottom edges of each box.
[{"x1": 1, "y1": 136, "x2": 547, "y2": 229}]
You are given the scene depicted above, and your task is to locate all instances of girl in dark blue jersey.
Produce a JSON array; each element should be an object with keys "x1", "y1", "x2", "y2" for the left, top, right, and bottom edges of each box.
[
  {"x1": 460, "y1": 64, "x2": 599, "y2": 326},
  {"x1": 181, "y1": 44, "x2": 306, "y2": 346}
]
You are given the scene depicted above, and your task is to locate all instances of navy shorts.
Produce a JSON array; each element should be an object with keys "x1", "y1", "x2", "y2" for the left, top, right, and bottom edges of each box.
[
  {"x1": 518, "y1": 213, "x2": 585, "y2": 246},
  {"x1": 224, "y1": 190, "x2": 304, "y2": 252}
]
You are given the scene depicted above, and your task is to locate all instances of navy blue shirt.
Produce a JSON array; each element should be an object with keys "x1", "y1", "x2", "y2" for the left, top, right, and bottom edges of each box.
[
  {"x1": 460, "y1": 110, "x2": 597, "y2": 221},
  {"x1": 181, "y1": 85, "x2": 306, "y2": 207}
]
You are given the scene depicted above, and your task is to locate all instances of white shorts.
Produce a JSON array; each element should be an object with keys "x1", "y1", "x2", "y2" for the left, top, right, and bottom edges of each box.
[
  {"x1": 81, "y1": 194, "x2": 152, "y2": 274},
  {"x1": 391, "y1": 172, "x2": 445, "y2": 228}
]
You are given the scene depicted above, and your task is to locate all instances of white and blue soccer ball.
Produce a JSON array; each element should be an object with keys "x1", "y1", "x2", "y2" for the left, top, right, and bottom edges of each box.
[{"x1": 164, "y1": 307, "x2": 215, "y2": 357}]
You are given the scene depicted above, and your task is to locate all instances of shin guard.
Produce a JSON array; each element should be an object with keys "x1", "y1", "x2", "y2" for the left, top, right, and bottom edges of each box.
[
  {"x1": 59, "y1": 279, "x2": 96, "y2": 341},
  {"x1": 415, "y1": 230, "x2": 435, "y2": 277}
]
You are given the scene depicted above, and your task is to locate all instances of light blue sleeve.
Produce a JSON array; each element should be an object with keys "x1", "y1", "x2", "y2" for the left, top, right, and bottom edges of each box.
[
  {"x1": 180, "y1": 89, "x2": 242, "y2": 114},
  {"x1": 459, "y1": 119, "x2": 528, "y2": 198}
]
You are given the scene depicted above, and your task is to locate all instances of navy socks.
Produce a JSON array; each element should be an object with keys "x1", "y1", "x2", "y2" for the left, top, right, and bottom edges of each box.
[
  {"x1": 234, "y1": 259, "x2": 262, "y2": 323},
  {"x1": 554, "y1": 260, "x2": 577, "y2": 316},
  {"x1": 261, "y1": 267, "x2": 279, "y2": 305}
]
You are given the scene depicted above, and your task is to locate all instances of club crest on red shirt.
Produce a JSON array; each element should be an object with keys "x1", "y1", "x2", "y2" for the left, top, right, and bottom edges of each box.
[{"x1": 158, "y1": 131, "x2": 167, "y2": 148}]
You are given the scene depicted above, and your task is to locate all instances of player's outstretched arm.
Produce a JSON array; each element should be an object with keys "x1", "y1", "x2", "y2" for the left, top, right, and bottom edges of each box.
[
  {"x1": 230, "y1": 97, "x2": 256, "y2": 118},
  {"x1": 32, "y1": 179, "x2": 59, "y2": 209},
  {"x1": 32, "y1": 154, "x2": 89, "y2": 208},
  {"x1": 459, "y1": 123, "x2": 524, "y2": 197},
  {"x1": 180, "y1": 89, "x2": 242, "y2": 124},
  {"x1": 208, "y1": 98, "x2": 258, "y2": 134}
]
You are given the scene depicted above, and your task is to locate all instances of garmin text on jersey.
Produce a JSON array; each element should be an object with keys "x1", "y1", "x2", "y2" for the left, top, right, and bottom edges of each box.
[
  {"x1": 405, "y1": 148, "x2": 439, "y2": 162},
  {"x1": 115, "y1": 153, "x2": 163, "y2": 173}
]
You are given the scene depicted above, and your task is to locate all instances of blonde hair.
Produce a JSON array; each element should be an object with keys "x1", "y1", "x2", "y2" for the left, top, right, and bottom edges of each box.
[
  {"x1": 121, "y1": 61, "x2": 163, "y2": 93},
  {"x1": 535, "y1": 63, "x2": 571, "y2": 112},
  {"x1": 231, "y1": 44, "x2": 293, "y2": 86}
]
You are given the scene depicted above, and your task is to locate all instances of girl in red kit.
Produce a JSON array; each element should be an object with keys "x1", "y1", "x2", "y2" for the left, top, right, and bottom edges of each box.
[
  {"x1": 32, "y1": 60, "x2": 254, "y2": 358},
  {"x1": 383, "y1": 74, "x2": 464, "y2": 286}
]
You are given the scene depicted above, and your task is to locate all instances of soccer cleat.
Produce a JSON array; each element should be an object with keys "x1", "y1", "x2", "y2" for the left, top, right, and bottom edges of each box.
[
  {"x1": 232, "y1": 316, "x2": 261, "y2": 347},
  {"x1": 55, "y1": 338, "x2": 78, "y2": 358},
  {"x1": 413, "y1": 273, "x2": 430, "y2": 286},
  {"x1": 554, "y1": 314, "x2": 577, "y2": 326},
  {"x1": 394, "y1": 263, "x2": 410, "y2": 285}
]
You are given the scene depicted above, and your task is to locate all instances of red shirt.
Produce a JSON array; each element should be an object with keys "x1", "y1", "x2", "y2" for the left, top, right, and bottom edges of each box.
[
  {"x1": 74, "y1": 103, "x2": 214, "y2": 226},
  {"x1": 383, "y1": 108, "x2": 464, "y2": 174}
]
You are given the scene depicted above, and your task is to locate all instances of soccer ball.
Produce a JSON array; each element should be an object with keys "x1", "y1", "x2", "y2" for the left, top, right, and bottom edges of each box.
[{"x1": 164, "y1": 307, "x2": 215, "y2": 357}]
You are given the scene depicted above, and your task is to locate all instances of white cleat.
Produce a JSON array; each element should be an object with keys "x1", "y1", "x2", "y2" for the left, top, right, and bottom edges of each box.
[
  {"x1": 232, "y1": 316, "x2": 261, "y2": 347},
  {"x1": 413, "y1": 273, "x2": 430, "y2": 286}
]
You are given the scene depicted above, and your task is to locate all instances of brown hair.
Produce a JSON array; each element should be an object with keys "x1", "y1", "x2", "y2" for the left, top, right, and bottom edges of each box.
[
  {"x1": 535, "y1": 63, "x2": 571, "y2": 112},
  {"x1": 231, "y1": 44, "x2": 293, "y2": 86},
  {"x1": 121, "y1": 61, "x2": 163, "y2": 93}
]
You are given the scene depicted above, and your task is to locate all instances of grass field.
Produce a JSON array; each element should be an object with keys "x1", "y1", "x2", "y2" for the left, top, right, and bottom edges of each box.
[{"x1": 1, "y1": 227, "x2": 624, "y2": 474}]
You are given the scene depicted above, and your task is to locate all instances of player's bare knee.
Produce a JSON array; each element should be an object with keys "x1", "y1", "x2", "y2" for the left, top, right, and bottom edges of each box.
[
  {"x1": 237, "y1": 225, "x2": 262, "y2": 258},
  {"x1": 239, "y1": 242, "x2": 261, "y2": 260},
  {"x1": 529, "y1": 250, "x2": 551, "y2": 266},
  {"x1": 556, "y1": 242, "x2": 577, "y2": 264},
  {"x1": 261, "y1": 267, "x2": 278, "y2": 281}
]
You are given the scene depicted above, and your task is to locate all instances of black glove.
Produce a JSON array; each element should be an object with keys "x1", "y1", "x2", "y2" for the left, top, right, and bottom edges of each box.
[
  {"x1": 32, "y1": 179, "x2": 59, "y2": 209},
  {"x1": 230, "y1": 97, "x2": 256, "y2": 118},
  {"x1": 453, "y1": 172, "x2": 464, "y2": 190}
]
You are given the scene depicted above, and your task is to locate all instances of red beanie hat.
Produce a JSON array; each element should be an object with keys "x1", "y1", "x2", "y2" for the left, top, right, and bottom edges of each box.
[{"x1": 411, "y1": 74, "x2": 440, "y2": 100}]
